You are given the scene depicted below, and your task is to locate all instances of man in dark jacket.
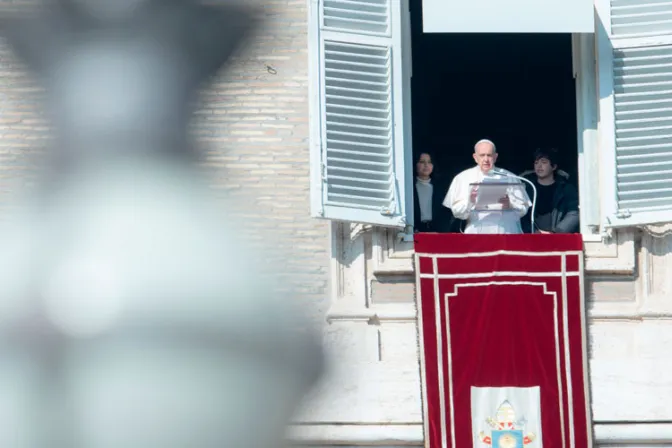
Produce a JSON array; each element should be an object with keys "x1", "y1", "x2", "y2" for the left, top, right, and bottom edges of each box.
[{"x1": 520, "y1": 149, "x2": 579, "y2": 234}]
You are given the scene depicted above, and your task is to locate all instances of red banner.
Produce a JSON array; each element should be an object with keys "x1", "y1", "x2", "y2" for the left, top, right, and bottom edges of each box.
[{"x1": 415, "y1": 234, "x2": 592, "y2": 448}]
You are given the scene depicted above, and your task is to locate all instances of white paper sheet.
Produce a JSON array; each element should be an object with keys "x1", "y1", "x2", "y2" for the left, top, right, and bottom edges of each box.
[{"x1": 472, "y1": 183, "x2": 510, "y2": 211}]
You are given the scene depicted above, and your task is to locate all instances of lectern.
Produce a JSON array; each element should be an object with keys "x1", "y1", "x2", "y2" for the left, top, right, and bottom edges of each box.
[
  {"x1": 463, "y1": 180, "x2": 530, "y2": 234},
  {"x1": 470, "y1": 181, "x2": 527, "y2": 211},
  {"x1": 414, "y1": 233, "x2": 592, "y2": 448}
]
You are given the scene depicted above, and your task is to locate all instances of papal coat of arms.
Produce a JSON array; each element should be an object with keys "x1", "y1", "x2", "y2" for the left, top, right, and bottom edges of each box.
[{"x1": 478, "y1": 400, "x2": 536, "y2": 447}]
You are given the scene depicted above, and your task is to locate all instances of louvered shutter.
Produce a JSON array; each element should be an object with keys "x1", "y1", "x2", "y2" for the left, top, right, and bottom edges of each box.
[
  {"x1": 308, "y1": 0, "x2": 410, "y2": 228},
  {"x1": 599, "y1": 0, "x2": 672, "y2": 227}
]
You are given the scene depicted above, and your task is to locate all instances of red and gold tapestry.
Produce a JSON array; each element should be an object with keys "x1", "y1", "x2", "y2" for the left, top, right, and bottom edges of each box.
[{"x1": 414, "y1": 234, "x2": 592, "y2": 448}]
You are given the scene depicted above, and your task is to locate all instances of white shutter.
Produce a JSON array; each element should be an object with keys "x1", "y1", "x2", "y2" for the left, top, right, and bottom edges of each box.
[
  {"x1": 597, "y1": 0, "x2": 672, "y2": 227},
  {"x1": 610, "y1": 0, "x2": 672, "y2": 38},
  {"x1": 308, "y1": 0, "x2": 409, "y2": 228}
]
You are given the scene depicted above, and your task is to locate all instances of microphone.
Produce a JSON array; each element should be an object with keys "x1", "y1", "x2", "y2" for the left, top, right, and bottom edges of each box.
[{"x1": 490, "y1": 167, "x2": 537, "y2": 233}]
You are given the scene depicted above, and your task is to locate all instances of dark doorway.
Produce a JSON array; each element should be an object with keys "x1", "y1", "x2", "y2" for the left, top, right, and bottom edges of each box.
[{"x1": 409, "y1": 0, "x2": 579, "y2": 186}]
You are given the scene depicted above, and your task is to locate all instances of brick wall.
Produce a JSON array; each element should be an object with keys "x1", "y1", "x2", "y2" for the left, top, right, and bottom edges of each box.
[{"x1": 0, "y1": 0, "x2": 331, "y2": 318}]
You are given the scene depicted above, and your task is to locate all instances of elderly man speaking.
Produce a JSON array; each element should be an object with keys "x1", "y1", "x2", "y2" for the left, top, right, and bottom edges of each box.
[{"x1": 443, "y1": 139, "x2": 531, "y2": 234}]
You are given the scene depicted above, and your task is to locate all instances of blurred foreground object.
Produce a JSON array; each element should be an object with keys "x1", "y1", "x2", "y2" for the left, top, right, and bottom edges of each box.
[{"x1": 0, "y1": 1, "x2": 323, "y2": 447}]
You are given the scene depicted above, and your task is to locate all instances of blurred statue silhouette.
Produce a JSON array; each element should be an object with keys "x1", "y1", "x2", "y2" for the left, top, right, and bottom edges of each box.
[{"x1": 0, "y1": 1, "x2": 324, "y2": 447}]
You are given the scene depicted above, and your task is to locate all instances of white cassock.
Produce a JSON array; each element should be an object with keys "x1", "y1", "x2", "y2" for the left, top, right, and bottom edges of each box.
[{"x1": 443, "y1": 165, "x2": 531, "y2": 234}]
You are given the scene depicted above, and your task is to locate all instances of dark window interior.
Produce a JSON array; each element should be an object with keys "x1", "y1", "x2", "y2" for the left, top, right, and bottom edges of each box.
[{"x1": 409, "y1": 0, "x2": 579, "y2": 186}]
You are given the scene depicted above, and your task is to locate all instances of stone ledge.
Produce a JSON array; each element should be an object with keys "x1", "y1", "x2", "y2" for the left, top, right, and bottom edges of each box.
[
  {"x1": 287, "y1": 422, "x2": 672, "y2": 446},
  {"x1": 287, "y1": 424, "x2": 422, "y2": 446}
]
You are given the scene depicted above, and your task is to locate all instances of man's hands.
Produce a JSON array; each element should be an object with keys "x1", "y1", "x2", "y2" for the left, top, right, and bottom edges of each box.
[
  {"x1": 498, "y1": 195, "x2": 510, "y2": 209},
  {"x1": 469, "y1": 187, "x2": 478, "y2": 203}
]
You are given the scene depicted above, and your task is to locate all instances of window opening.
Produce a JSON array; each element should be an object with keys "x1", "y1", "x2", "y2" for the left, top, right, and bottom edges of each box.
[{"x1": 409, "y1": 0, "x2": 579, "y2": 232}]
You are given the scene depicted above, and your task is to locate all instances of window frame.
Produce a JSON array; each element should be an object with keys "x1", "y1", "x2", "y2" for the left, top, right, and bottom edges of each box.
[
  {"x1": 594, "y1": 0, "x2": 619, "y2": 233},
  {"x1": 400, "y1": 31, "x2": 605, "y2": 239},
  {"x1": 574, "y1": 31, "x2": 604, "y2": 239}
]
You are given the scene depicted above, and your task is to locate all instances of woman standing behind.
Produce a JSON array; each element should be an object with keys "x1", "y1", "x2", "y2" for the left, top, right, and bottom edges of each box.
[{"x1": 413, "y1": 152, "x2": 455, "y2": 233}]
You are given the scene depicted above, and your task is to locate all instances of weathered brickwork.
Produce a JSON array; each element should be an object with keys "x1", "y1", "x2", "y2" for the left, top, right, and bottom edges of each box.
[{"x1": 0, "y1": 0, "x2": 330, "y2": 316}]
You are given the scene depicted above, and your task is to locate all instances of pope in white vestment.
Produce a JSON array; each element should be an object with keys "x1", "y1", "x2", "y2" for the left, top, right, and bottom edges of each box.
[{"x1": 443, "y1": 139, "x2": 531, "y2": 234}]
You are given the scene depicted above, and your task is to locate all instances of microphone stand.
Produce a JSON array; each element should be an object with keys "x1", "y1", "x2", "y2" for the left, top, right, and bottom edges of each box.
[{"x1": 491, "y1": 167, "x2": 537, "y2": 233}]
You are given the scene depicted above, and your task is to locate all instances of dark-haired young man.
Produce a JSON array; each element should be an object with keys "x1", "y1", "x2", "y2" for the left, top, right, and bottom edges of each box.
[{"x1": 521, "y1": 149, "x2": 579, "y2": 234}]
